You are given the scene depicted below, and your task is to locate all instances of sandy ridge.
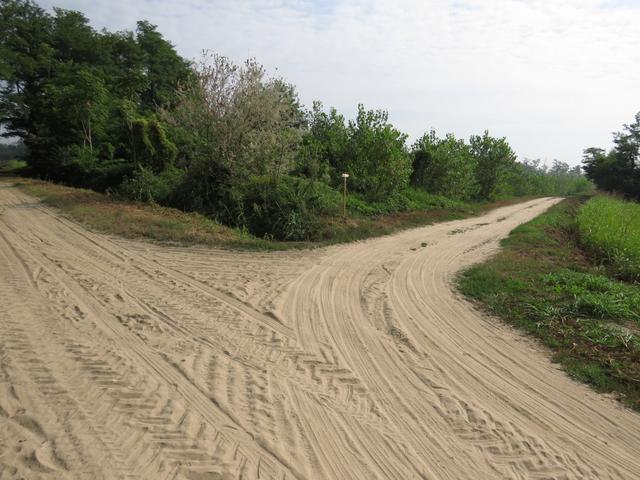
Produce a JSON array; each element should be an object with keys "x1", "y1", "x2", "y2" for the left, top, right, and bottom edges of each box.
[{"x1": 1, "y1": 183, "x2": 639, "y2": 479}]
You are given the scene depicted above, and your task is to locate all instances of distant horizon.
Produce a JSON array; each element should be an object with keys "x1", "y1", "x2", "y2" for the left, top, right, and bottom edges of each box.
[{"x1": 30, "y1": 1, "x2": 640, "y2": 166}]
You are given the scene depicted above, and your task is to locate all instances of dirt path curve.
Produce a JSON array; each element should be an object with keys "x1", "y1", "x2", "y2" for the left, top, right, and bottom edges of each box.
[{"x1": 1, "y1": 183, "x2": 639, "y2": 480}]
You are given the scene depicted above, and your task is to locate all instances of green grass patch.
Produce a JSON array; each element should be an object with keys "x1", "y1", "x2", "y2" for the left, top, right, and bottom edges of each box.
[
  {"x1": 577, "y1": 195, "x2": 640, "y2": 282},
  {"x1": 0, "y1": 158, "x2": 28, "y2": 174},
  {"x1": 459, "y1": 198, "x2": 640, "y2": 411},
  {"x1": 13, "y1": 179, "x2": 294, "y2": 251}
]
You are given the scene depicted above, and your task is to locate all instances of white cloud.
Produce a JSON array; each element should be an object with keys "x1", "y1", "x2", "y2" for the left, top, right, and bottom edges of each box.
[{"x1": 38, "y1": 0, "x2": 640, "y2": 165}]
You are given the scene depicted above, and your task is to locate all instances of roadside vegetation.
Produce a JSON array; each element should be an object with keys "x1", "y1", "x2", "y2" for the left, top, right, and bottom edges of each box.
[
  {"x1": 0, "y1": 0, "x2": 592, "y2": 244},
  {"x1": 460, "y1": 196, "x2": 640, "y2": 411},
  {"x1": 577, "y1": 196, "x2": 640, "y2": 283},
  {"x1": 11, "y1": 177, "x2": 537, "y2": 250},
  {"x1": 0, "y1": 143, "x2": 27, "y2": 173}
]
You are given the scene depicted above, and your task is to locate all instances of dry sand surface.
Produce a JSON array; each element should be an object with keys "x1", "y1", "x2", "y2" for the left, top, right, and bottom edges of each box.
[{"x1": 1, "y1": 182, "x2": 639, "y2": 480}]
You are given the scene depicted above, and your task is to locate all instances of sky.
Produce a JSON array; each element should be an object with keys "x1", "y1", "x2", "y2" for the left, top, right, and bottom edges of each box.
[{"x1": 37, "y1": 0, "x2": 640, "y2": 166}]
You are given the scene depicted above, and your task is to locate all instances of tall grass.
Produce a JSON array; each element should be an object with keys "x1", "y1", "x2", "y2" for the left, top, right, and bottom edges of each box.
[{"x1": 577, "y1": 195, "x2": 640, "y2": 282}]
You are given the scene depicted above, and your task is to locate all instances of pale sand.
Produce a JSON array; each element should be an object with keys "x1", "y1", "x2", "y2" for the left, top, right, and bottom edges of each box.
[{"x1": 1, "y1": 182, "x2": 639, "y2": 479}]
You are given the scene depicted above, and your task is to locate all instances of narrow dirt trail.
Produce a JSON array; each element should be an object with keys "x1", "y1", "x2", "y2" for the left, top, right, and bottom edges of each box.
[{"x1": 1, "y1": 183, "x2": 639, "y2": 480}]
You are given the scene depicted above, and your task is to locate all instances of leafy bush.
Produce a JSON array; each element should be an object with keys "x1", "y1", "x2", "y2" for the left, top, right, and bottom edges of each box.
[
  {"x1": 84, "y1": 160, "x2": 135, "y2": 192},
  {"x1": 577, "y1": 195, "x2": 640, "y2": 282},
  {"x1": 401, "y1": 187, "x2": 467, "y2": 210},
  {"x1": 54, "y1": 145, "x2": 134, "y2": 191},
  {"x1": 162, "y1": 54, "x2": 304, "y2": 185},
  {"x1": 0, "y1": 158, "x2": 28, "y2": 174},
  {"x1": 119, "y1": 166, "x2": 185, "y2": 204},
  {"x1": 242, "y1": 175, "x2": 341, "y2": 241},
  {"x1": 130, "y1": 117, "x2": 178, "y2": 173}
]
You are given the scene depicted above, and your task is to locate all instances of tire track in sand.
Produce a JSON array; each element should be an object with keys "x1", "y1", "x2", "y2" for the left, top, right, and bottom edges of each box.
[{"x1": 2, "y1": 183, "x2": 640, "y2": 479}]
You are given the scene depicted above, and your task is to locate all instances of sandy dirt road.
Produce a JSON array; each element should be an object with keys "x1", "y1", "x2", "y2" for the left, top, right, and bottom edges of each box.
[{"x1": 1, "y1": 183, "x2": 639, "y2": 480}]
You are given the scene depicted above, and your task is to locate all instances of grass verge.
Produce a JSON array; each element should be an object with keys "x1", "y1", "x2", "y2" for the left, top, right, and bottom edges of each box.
[
  {"x1": 12, "y1": 178, "x2": 289, "y2": 250},
  {"x1": 577, "y1": 195, "x2": 640, "y2": 282},
  {"x1": 7, "y1": 176, "x2": 537, "y2": 250},
  {"x1": 459, "y1": 198, "x2": 640, "y2": 411}
]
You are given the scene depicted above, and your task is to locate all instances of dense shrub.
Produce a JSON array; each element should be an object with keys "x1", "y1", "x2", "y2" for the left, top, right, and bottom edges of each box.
[
  {"x1": 118, "y1": 166, "x2": 185, "y2": 204},
  {"x1": 56, "y1": 146, "x2": 133, "y2": 192},
  {"x1": 242, "y1": 176, "x2": 341, "y2": 240}
]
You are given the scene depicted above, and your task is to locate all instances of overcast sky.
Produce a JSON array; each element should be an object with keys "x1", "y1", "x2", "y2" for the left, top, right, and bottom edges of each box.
[{"x1": 38, "y1": 0, "x2": 640, "y2": 166}]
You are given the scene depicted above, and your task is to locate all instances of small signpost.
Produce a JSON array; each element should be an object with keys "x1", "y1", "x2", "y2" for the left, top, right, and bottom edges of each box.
[{"x1": 341, "y1": 173, "x2": 349, "y2": 219}]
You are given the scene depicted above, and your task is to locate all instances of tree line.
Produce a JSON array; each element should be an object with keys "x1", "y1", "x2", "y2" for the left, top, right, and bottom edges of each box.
[
  {"x1": 0, "y1": 0, "x2": 592, "y2": 240},
  {"x1": 583, "y1": 112, "x2": 640, "y2": 201},
  {"x1": 0, "y1": 141, "x2": 25, "y2": 162}
]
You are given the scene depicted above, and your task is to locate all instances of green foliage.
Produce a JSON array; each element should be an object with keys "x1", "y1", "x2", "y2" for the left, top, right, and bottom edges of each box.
[
  {"x1": 130, "y1": 117, "x2": 177, "y2": 172},
  {"x1": 300, "y1": 103, "x2": 411, "y2": 201},
  {"x1": 541, "y1": 270, "x2": 640, "y2": 321},
  {"x1": 583, "y1": 112, "x2": 640, "y2": 200},
  {"x1": 503, "y1": 159, "x2": 593, "y2": 197},
  {"x1": 400, "y1": 187, "x2": 466, "y2": 210},
  {"x1": 0, "y1": 158, "x2": 27, "y2": 173},
  {"x1": 56, "y1": 147, "x2": 133, "y2": 192},
  {"x1": 242, "y1": 176, "x2": 341, "y2": 241},
  {"x1": 344, "y1": 105, "x2": 411, "y2": 200},
  {"x1": 0, "y1": 0, "x2": 190, "y2": 181},
  {"x1": 161, "y1": 53, "x2": 305, "y2": 225},
  {"x1": 0, "y1": 0, "x2": 594, "y2": 243},
  {"x1": 135, "y1": 20, "x2": 191, "y2": 110},
  {"x1": 411, "y1": 130, "x2": 477, "y2": 200},
  {"x1": 295, "y1": 102, "x2": 346, "y2": 183},
  {"x1": 118, "y1": 165, "x2": 184, "y2": 204},
  {"x1": 577, "y1": 195, "x2": 640, "y2": 282},
  {"x1": 470, "y1": 131, "x2": 517, "y2": 199}
]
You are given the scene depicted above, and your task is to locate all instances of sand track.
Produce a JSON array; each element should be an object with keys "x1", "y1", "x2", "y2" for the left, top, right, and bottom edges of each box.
[{"x1": 1, "y1": 183, "x2": 639, "y2": 479}]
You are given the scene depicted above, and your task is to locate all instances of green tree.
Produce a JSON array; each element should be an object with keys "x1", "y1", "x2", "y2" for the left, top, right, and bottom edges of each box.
[
  {"x1": 301, "y1": 103, "x2": 411, "y2": 201},
  {"x1": 0, "y1": 0, "x2": 53, "y2": 173},
  {"x1": 136, "y1": 20, "x2": 191, "y2": 110},
  {"x1": 583, "y1": 112, "x2": 640, "y2": 199},
  {"x1": 296, "y1": 101, "x2": 348, "y2": 182},
  {"x1": 470, "y1": 131, "x2": 516, "y2": 200},
  {"x1": 0, "y1": 1, "x2": 190, "y2": 182},
  {"x1": 161, "y1": 53, "x2": 305, "y2": 217},
  {"x1": 411, "y1": 130, "x2": 477, "y2": 200},
  {"x1": 344, "y1": 105, "x2": 410, "y2": 200}
]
